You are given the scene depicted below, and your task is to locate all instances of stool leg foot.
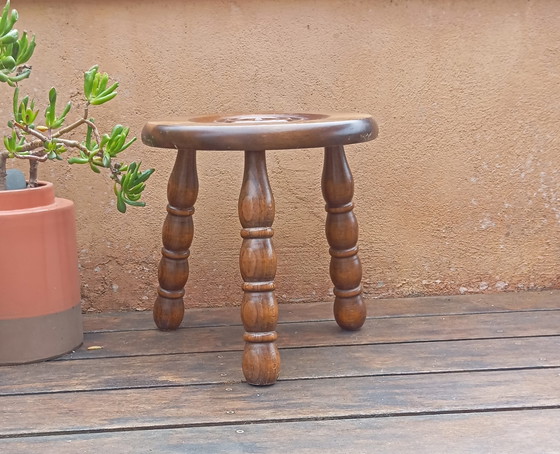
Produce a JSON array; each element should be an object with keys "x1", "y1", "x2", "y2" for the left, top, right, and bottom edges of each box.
[
  {"x1": 322, "y1": 145, "x2": 366, "y2": 331},
  {"x1": 239, "y1": 150, "x2": 280, "y2": 385},
  {"x1": 155, "y1": 149, "x2": 198, "y2": 331}
]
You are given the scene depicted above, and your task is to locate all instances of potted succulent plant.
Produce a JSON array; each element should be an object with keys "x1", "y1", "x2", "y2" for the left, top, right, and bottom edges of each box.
[{"x1": 0, "y1": 0, "x2": 154, "y2": 364}]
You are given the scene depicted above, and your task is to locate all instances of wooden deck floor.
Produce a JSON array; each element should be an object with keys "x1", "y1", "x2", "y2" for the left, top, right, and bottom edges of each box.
[{"x1": 1, "y1": 291, "x2": 560, "y2": 453}]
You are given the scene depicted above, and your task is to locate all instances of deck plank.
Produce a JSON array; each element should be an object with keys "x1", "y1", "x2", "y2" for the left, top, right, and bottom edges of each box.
[
  {"x1": 68, "y1": 310, "x2": 560, "y2": 360},
  {"x1": 2, "y1": 409, "x2": 560, "y2": 453},
  {"x1": 1, "y1": 368, "x2": 560, "y2": 437},
  {"x1": 83, "y1": 291, "x2": 560, "y2": 332},
  {"x1": 2, "y1": 336, "x2": 559, "y2": 395}
]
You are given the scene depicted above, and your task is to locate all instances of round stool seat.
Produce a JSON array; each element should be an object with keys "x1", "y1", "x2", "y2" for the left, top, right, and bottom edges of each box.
[{"x1": 142, "y1": 112, "x2": 377, "y2": 151}]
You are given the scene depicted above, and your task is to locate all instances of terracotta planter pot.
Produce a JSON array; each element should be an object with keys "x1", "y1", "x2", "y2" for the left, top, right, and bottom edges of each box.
[{"x1": 0, "y1": 181, "x2": 83, "y2": 365}]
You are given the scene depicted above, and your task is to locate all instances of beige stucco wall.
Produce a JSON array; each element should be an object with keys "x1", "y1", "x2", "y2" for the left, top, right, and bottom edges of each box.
[{"x1": 8, "y1": 0, "x2": 560, "y2": 311}]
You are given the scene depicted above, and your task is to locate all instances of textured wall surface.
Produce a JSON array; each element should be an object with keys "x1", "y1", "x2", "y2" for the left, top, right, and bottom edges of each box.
[{"x1": 8, "y1": 0, "x2": 560, "y2": 311}]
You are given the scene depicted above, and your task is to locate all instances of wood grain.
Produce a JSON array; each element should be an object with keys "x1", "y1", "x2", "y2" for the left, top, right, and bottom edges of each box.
[
  {"x1": 1, "y1": 368, "x2": 560, "y2": 437},
  {"x1": 67, "y1": 310, "x2": 560, "y2": 360},
  {"x1": 238, "y1": 150, "x2": 280, "y2": 385},
  {"x1": 322, "y1": 145, "x2": 366, "y2": 330},
  {"x1": 2, "y1": 409, "x2": 560, "y2": 453},
  {"x1": 154, "y1": 148, "x2": 198, "y2": 330},
  {"x1": 2, "y1": 336, "x2": 559, "y2": 396},
  {"x1": 141, "y1": 113, "x2": 377, "y2": 151},
  {"x1": 82, "y1": 291, "x2": 560, "y2": 333}
]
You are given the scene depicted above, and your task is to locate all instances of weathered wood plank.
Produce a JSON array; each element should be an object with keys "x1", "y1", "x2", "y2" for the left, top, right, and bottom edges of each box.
[
  {"x1": 69, "y1": 310, "x2": 560, "y2": 360},
  {"x1": 2, "y1": 336, "x2": 559, "y2": 395},
  {"x1": 1, "y1": 368, "x2": 559, "y2": 437},
  {"x1": 82, "y1": 291, "x2": 560, "y2": 332},
  {"x1": 2, "y1": 409, "x2": 560, "y2": 453}
]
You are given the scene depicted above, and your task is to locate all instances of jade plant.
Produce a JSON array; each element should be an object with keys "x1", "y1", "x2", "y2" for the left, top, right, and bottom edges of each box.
[{"x1": 0, "y1": 0, "x2": 153, "y2": 212}]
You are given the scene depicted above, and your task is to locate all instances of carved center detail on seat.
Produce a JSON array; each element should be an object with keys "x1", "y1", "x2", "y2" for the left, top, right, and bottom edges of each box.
[{"x1": 210, "y1": 113, "x2": 327, "y2": 124}]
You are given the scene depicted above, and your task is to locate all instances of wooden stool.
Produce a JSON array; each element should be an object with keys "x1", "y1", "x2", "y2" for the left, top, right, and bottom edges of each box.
[{"x1": 142, "y1": 113, "x2": 378, "y2": 385}]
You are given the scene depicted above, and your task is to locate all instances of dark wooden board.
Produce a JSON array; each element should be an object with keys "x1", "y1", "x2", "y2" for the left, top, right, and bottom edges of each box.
[
  {"x1": 82, "y1": 291, "x2": 560, "y2": 332},
  {"x1": 2, "y1": 336, "x2": 559, "y2": 395},
  {"x1": 2, "y1": 409, "x2": 560, "y2": 453},
  {"x1": 68, "y1": 310, "x2": 560, "y2": 360},
  {"x1": 1, "y1": 368, "x2": 560, "y2": 437}
]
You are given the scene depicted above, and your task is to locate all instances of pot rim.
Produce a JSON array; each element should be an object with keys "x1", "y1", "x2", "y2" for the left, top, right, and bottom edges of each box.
[
  {"x1": 1, "y1": 180, "x2": 51, "y2": 193},
  {"x1": 0, "y1": 180, "x2": 58, "y2": 211}
]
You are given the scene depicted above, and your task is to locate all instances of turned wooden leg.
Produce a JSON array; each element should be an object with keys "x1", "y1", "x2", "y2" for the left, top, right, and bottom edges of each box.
[
  {"x1": 154, "y1": 149, "x2": 198, "y2": 330},
  {"x1": 322, "y1": 145, "x2": 366, "y2": 331},
  {"x1": 238, "y1": 150, "x2": 280, "y2": 385}
]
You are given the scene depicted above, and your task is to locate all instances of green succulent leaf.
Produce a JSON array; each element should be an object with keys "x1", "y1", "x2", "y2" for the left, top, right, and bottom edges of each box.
[
  {"x1": 90, "y1": 91, "x2": 117, "y2": 105},
  {"x1": 0, "y1": 28, "x2": 17, "y2": 44},
  {"x1": 48, "y1": 86, "x2": 56, "y2": 104},
  {"x1": 116, "y1": 188, "x2": 127, "y2": 213},
  {"x1": 0, "y1": 3, "x2": 19, "y2": 43},
  {"x1": 0, "y1": 55, "x2": 15, "y2": 71},
  {"x1": 13, "y1": 31, "x2": 35, "y2": 65},
  {"x1": 43, "y1": 88, "x2": 72, "y2": 129},
  {"x1": 44, "y1": 140, "x2": 66, "y2": 160},
  {"x1": 0, "y1": 1, "x2": 11, "y2": 34},
  {"x1": 101, "y1": 124, "x2": 137, "y2": 157},
  {"x1": 83, "y1": 123, "x2": 98, "y2": 151},
  {"x1": 3, "y1": 129, "x2": 24, "y2": 154},
  {"x1": 83, "y1": 65, "x2": 98, "y2": 99},
  {"x1": 85, "y1": 67, "x2": 118, "y2": 105},
  {"x1": 0, "y1": 6, "x2": 18, "y2": 36},
  {"x1": 7, "y1": 67, "x2": 30, "y2": 83},
  {"x1": 12, "y1": 85, "x2": 18, "y2": 118},
  {"x1": 89, "y1": 161, "x2": 101, "y2": 173},
  {"x1": 102, "y1": 151, "x2": 110, "y2": 168},
  {"x1": 111, "y1": 161, "x2": 154, "y2": 213},
  {"x1": 68, "y1": 156, "x2": 89, "y2": 165}
]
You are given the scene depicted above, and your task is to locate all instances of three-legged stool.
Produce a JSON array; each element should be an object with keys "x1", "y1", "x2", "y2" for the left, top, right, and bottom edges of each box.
[{"x1": 141, "y1": 113, "x2": 378, "y2": 385}]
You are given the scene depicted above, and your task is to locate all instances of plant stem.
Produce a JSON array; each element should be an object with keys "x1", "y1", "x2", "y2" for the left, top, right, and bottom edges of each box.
[
  {"x1": 83, "y1": 119, "x2": 102, "y2": 145},
  {"x1": 29, "y1": 159, "x2": 39, "y2": 187},
  {"x1": 53, "y1": 105, "x2": 99, "y2": 143},
  {"x1": 14, "y1": 153, "x2": 48, "y2": 162},
  {"x1": 0, "y1": 152, "x2": 7, "y2": 191},
  {"x1": 18, "y1": 138, "x2": 44, "y2": 153},
  {"x1": 53, "y1": 137, "x2": 89, "y2": 153},
  {"x1": 14, "y1": 121, "x2": 49, "y2": 142},
  {"x1": 54, "y1": 118, "x2": 85, "y2": 137},
  {"x1": 109, "y1": 162, "x2": 122, "y2": 183}
]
